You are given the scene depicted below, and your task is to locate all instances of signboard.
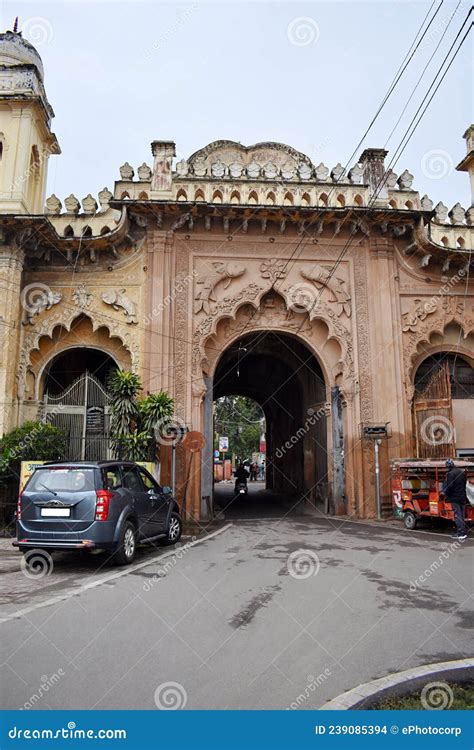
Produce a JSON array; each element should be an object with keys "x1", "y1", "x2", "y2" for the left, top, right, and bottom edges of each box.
[
  {"x1": 20, "y1": 461, "x2": 45, "y2": 491},
  {"x1": 214, "y1": 450, "x2": 219, "y2": 459},
  {"x1": 218, "y1": 436, "x2": 229, "y2": 452},
  {"x1": 362, "y1": 425, "x2": 389, "y2": 438}
]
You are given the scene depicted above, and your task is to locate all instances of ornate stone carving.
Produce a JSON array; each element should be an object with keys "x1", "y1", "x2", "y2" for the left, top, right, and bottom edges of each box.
[
  {"x1": 300, "y1": 265, "x2": 351, "y2": 317},
  {"x1": 260, "y1": 258, "x2": 287, "y2": 283},
  {"x1": 331, "y1": 163, "x2": 345, "y2": 182},
  {"x1": 137, "y1": 162, "x2": 152, "y2": 181},
  {"x1": 45, "y1": 194, "x2": 61, "y2": 215},
  {"x1": 23, "y1": 287, "x2": 62, "y2": 325},
  {"x1": 211, "y1": 160, "x2": 226, "y2": 178},
  {"x1": 434, "y1": 201, "x2": 448, "y2": 223},
  {"x1": 281, "y1": 161, "x2": 296, "y2": 180},
  {"x1": 101, "y1": 289, "x2": 138, "y2": 324},
  {"x1": 119, "y1": 162, "x2": 134, "y2": 181},
  {"x1": 420, "y1": 194, "x2": 433, "y2": 211},
  {"x1": 175, "y1": 159, "x2": 189, "y2": 177},
  {"x1": 82, "y1": 194, "x2": 98, "y2": 215},
  {"x1": 298, "y1": 162, "x2": 312, "y2": 180},
  {"x1": 401, "y1": 298, "x2": 437, "y2": 332},
  {"x1": 98, "y1": 187, "x2": 113, "y2": 209},
  {"x1": 247, "y1": 161, "x2": 260, "y2": 179},
  {"x1": 263, "y1": 162, "x2": 279, "y2": 179},
  {"x1": 384, "y1": 170, "x2": 398, "y2": 189},
  {"x1": 314, "y1": 163, "x2": 329, "y2": 181},
  {"x1": 64, "y1": 194, "x2": 80, "y2": 215},
  {"x1": 348, "y1": 164, "x2": 364, "y2": 184},
  {"x1": 72, "y1": 284, "x2": 93, "y2": 308},
  {"x1": 449, "y1": 203, "x2": 465, "y2": 225},
  {"x1": 353, "y1": 250, "x2": 373, "y2": 420},
  {"x1": 195, "y1": 262, "x2": 246, "y2": 314},
  {"x1": 397, "y1": 169, "x2": 414, "y2": 190},
  {"x1": 228, "y1": 161, "x2": 244, "y2": 178},
  {"x1": 192, "y1": 157, "x2": 207, "y2": 177}
]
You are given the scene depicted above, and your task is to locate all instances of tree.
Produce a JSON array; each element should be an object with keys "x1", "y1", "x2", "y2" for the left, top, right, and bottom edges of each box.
[
  {"x1": 0, "y1": 421, "x2": 65, "y2": 483},
  {"x1": 107, "y1": 370, "x2": 174, "y2": 461},
  {"x1": 214, "y1": 396, "x2": 263, "y2": 460}
]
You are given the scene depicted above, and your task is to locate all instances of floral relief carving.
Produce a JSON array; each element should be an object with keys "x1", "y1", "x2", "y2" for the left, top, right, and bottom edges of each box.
[
  {"x1": 260, "y1": 258, "x2": 287, "y2": 283},
  {"x1": 72, "y1": 284, "x2": 93, "y2": 308}
]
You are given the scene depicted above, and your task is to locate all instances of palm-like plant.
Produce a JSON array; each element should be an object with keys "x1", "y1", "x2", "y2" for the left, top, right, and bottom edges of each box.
[
  {"x1": 107, "y1": 370, "x2": 174, "y2": 461},
  {"x1": 140, "y1": 392, "x2": 174, "y2": 436}
]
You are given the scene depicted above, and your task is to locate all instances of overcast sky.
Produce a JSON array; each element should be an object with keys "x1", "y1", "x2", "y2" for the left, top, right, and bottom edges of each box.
[{"x1": 2, "y1": 1, "x2": 472, "y2": 208}]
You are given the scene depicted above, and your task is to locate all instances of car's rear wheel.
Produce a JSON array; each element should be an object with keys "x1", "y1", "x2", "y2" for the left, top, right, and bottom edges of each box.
[
  {"x1": 162, "y1": 512, "x2": 182, "y2": 546},
  {"x1": 114, "y1": 521, "x2": 137, "y2": 565},
  {"x1": 404, "y1": 511, "x2": 418, "y2": 530}
]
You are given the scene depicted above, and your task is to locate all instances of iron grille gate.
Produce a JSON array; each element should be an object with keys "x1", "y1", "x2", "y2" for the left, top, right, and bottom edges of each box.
[{"x1": 43, "y1": 371, "x2": 113, "y2": 461}]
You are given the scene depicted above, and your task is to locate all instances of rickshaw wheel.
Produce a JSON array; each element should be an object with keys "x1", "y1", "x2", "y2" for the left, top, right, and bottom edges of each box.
[{"x1": 404, "y1": 511, "x2": 418, "y2": 530}]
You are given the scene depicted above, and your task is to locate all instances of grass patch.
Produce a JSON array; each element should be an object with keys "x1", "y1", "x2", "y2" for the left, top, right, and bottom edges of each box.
[{"x1": 373, "y1": 682, "x2": 474, "y2": 710}]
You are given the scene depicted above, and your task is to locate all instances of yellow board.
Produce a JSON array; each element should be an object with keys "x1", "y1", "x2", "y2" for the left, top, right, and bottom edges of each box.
[
  {"x1": 19, "y1": 461, "x2": 46, "y2": 491},
  {"x1": 19, "y1": 460, "x2": 157, "y2": 491}
]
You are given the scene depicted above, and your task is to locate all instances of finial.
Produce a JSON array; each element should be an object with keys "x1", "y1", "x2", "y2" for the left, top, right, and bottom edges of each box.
[{"x1": 13, "y1": 17, "x2": 18, "y2": 33}]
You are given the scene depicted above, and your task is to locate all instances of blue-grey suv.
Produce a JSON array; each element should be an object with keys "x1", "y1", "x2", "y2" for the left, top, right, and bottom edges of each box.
[{"x1": 14, "y1": 461, "x2": 182, "y2": 565}]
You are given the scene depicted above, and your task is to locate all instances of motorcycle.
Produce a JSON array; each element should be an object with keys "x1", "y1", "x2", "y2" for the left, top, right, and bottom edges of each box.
[{"x1": 235, "y1": 480, "x2": 248, "y2": 497}]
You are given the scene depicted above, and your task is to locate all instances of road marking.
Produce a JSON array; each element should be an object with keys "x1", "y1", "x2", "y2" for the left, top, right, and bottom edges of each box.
[{"x1": 0, "y1": 523, "x2": 233, "y2": 626}]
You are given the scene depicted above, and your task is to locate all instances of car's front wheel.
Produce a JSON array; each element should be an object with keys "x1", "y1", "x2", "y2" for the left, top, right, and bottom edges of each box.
[
  {"x1": 162, "y1": 512, "x2": 182, "y2": 546},
  {"x1": 114, "y1": 521, "x2": 137, "y2": 565}
]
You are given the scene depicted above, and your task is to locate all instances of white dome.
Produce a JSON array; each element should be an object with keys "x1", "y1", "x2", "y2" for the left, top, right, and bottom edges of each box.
[{"x1": 0, "y1": 30, "x2": 44, "y2": 80}]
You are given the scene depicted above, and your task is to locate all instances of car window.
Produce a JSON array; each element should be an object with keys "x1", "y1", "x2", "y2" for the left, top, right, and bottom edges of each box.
[
  {"x1": 139, "y1": 468, "x2": 159, "y2": 492},
  {"x1": 27, "y1": 468, "x2": 96, "y2": 493},
  {"x1": 122, "y1": 467, "x2": 143, "y2": 493},
  {"x1": 104, "y1": 467, "x2": 122, "y2": 490}
]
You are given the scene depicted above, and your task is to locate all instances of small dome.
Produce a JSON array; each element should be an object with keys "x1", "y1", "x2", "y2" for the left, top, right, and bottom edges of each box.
[{"x1": 0, "y1": 30, "x2": 44, "y2": 80}]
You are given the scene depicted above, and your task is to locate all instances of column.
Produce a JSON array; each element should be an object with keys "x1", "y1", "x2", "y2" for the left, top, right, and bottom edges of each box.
[{"x1": 0, "y1": 242, "x2": 25, "y2": 436}]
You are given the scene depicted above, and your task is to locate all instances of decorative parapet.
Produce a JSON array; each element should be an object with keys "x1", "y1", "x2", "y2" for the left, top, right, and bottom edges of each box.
[{"x1": 44, "y1": 187, "x2": 122, "y2": 239}]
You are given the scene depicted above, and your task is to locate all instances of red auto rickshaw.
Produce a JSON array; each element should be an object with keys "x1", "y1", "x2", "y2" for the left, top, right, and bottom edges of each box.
[{"x1": 391, "y1": 458, "x2": 474, "y2": 530}]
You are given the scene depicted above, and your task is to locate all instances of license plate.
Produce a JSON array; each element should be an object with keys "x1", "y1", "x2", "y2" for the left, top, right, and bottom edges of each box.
[{"x1": 41, "y1": 508, "x2": 71, "y2": 517}]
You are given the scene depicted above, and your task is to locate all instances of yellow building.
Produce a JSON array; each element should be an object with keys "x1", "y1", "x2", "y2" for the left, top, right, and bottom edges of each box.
[{"x1": 1, "y1": 27, "x2": 473, "y2": 521}]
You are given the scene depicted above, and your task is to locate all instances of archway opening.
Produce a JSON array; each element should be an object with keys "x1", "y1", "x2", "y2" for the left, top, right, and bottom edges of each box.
[
  {"x1": 211, "y1": 330, "x2": 328, "y2": 517},
  {"x1": 44, "y1": 347, "x2": 117, "y2": 395},
  {"x1": 414, "y1": 352, "x2": 474, "y2": 459},
  {"x1": 42, "y1": 348, "x2": 118, "y2": 461}
]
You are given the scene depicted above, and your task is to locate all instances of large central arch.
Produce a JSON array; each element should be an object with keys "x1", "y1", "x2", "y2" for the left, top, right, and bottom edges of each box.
[
  {"x1": 213, "y1": 331, "x2": 327, "y2": 502},
  {"x1": 196, "y1": 291, "x2": 352, "y2": 517}
]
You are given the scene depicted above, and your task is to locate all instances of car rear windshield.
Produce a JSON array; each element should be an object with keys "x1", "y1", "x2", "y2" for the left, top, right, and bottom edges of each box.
[{"x1": 27, "y1": 468, "x2": 96, "y2": 493}]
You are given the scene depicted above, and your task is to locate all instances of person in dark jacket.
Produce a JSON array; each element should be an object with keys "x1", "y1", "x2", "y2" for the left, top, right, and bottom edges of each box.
[
  {"x1": 234, "y1": 462, "x2": 249, "y2": 492},
  {"x1": 444, "y1": 459, "x2": 468, "y2": 540}
]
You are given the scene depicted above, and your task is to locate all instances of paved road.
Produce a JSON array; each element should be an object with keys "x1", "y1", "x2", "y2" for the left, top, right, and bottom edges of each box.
[{"x1": 1, "y1": 509, "x2": 472, "y2": 710}]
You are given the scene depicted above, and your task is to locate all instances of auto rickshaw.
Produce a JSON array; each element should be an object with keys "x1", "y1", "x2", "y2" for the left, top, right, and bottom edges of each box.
[{"x1": 391, "y1": 458, "x2": 474, "y2": 530}]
